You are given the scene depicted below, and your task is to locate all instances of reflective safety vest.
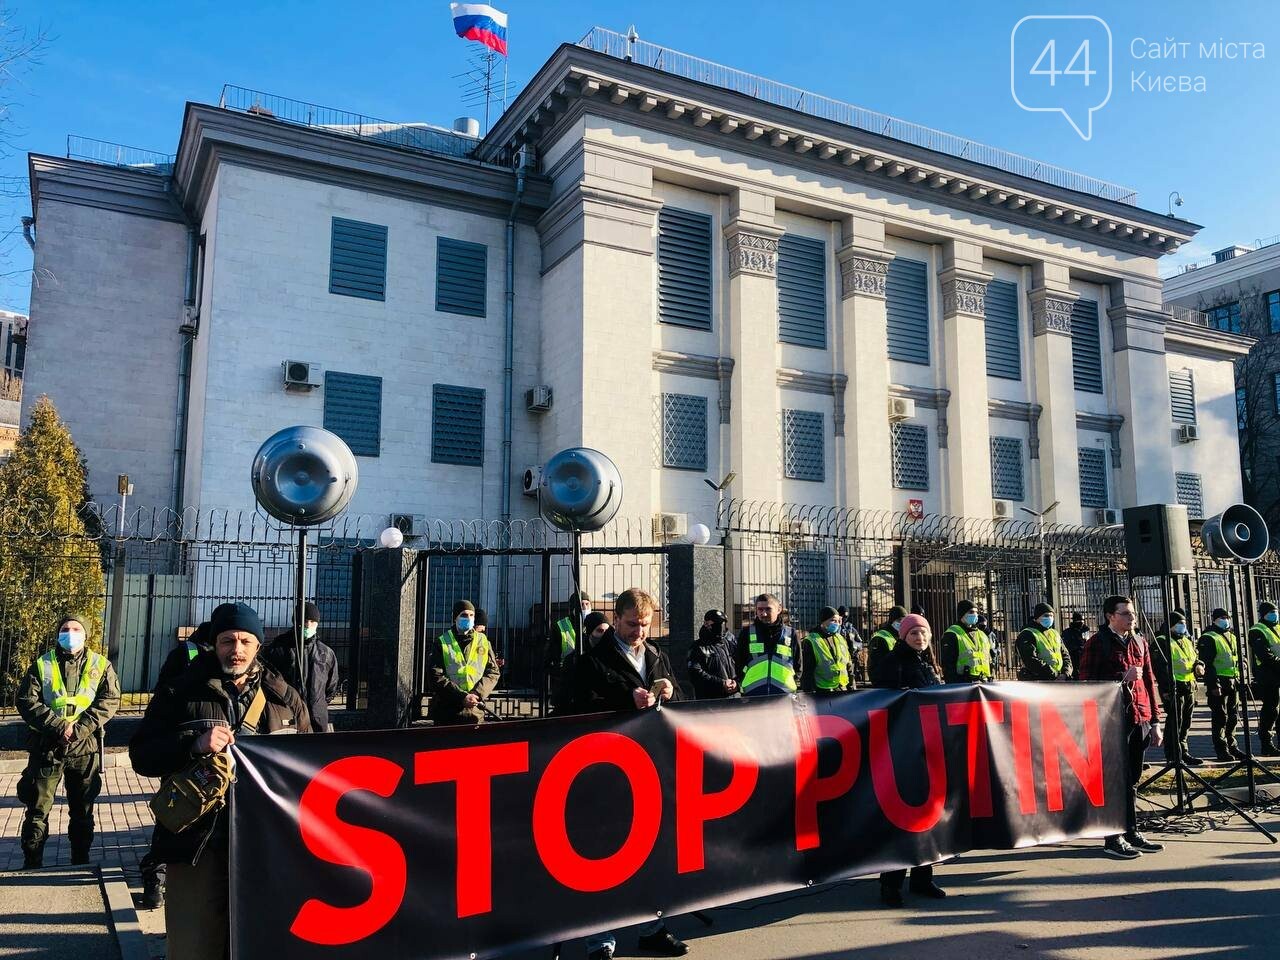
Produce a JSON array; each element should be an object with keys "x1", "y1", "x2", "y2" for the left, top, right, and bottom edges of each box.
[
  {"x1": 807, "y1": 630, "x2": 850, "y2": 691},
  {"x1": 1205, "y1": 629, "x2": 1239, "y2": 679},
  {"x1": 557, "y1": 617, "x2": 576, "y2": 660},
  {"x1": 439, "y1": 629, "x2": 491, "y2": 691},
  {"x1": 1027, "y1": 626, "x2": 1064, "y2": 675},
  {"x1": 1162, "y1": 633, "x2": 1197, "y2": 683},
  {"x1": 182, "y1": 640, "x2": 201, "y2": 662},
  {"x1": 946, "y1": 625, "x2": 991, "y2": 679},
  {"x1": 872, "y1": 628, "x2": 897, "y2": 652},
  {"x1": 37, "y1": 649, "x2": 108, "y2": 721},
  {"x1": 741, "y1": 626, "x2": 797, "y2": 695},
  {"x1": 1250, "y1": 622, "x2": 1280, "y2": 672}
]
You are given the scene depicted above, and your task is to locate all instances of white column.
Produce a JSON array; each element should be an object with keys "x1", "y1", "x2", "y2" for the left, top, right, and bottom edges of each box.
[{"x1": 1029, "y1": 262, "x2": 1082, "y2": 524}]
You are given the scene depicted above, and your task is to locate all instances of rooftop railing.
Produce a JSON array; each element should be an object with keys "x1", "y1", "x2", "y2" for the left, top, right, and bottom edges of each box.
[
  {"x1": 1164, "y1": 304, "x2": 1210, "y2": 327},
  {"x1": 577, "y1": 27, "x2": 1139, "y2": 206},
  {"x1": 1167, "y1": 234, "x2": 1280, "y2": 277},
  {"x1": 65, "y1": 136, "x2": 175, "y2": 175}
]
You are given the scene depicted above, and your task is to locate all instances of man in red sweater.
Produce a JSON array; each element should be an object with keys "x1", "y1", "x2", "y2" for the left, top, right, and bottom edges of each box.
[{"x1": 1078, "y1": 595, "x2": 1166, "y2": 859}]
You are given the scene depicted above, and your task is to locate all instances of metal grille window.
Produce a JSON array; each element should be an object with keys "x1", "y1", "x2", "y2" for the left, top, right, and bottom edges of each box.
[
  {"x1": 1176, "y1": 472, "x2": 1204, "y2": 519},
  {"x1": 329, "y1": 217, "x2": 387, "y2": 301},
  {"x1": 1206, "y1": 301, "x2": 1242, "y2": 334},
  {"x1": 323, "y1": 371, "x2": 382, "y2": 457},
  {"x1": 783, "y1": 409, "x2": 824, "y2": 482},
  {"x1": 990, "y1": 436, "x2": 1025, "y2": 501},
  {"x1": 657, "y1": 206, "x2": 713, "y2": 330},
  {"x1": 1078, "y1": 447, "x2": 1108, "y2": 509},
  {"x1": 661, "y1": 393, "x2": 707, "y2": 470},
  {"x1": 426, "y1": 553, "x2": 483, "y2": 628},
  {"x1": 787, "y1": 551, "x2": 828, "y2": 630},
  {"x1": 886, "y1": 257, "x2": 930, "y2": 364},
  {"x1": 1269, "y1": 291, "x2": 1280, "y2": 334},
  {"x1": 777, "y1": 234, "x2": 827, "y2": 348},
  {"x1": 1071, "y1": 298, "x2": 1104, "y2": 394},
  {"x1": 891, "y1": 423, "x2": 929, "y2": 490},
  {"x1": 984, "y1": 279, "x2": 1021, "y2": 380},
  {"x1": 431, "y1": 384, "x2": 485, "y2": 466},
  {"x1": 436, "y1": 237, "x2": 487, "y2": 317},
  {"x1": 1169, "y1": 369, "x2": 1197, "y2": 424}
]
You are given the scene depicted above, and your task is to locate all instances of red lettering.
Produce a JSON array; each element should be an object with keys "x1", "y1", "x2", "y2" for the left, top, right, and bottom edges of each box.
[
  {"x1": 945, "y1": 700, "x2": 1006, "y2": 818},
  {"x1": 290, "y1": 756, "x2": 407, "y2": 946},
  {"x1": 676, "y1": 728, "x2": 759, "y2": 873},
  {"x1": 414, "y1": 742, "x2": 531, "y2": 918},
  {"x1": 794, "y1": 714, "x2": 861, "y2": 851},
  {"x1": 1010, "y1": 700, "x2": 1038, "y2": 814},
  {"x1": 868, "y1": 705, "x2": 946, "y2": 832},
  {"x1": 532, "y1": 732, "x2": 662, "y2": 892},
  {"x1": 1041, "y1": 700, "x2": 1105, "y2": 810}
]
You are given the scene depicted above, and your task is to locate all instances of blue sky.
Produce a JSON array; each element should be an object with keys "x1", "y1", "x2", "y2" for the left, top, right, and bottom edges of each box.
[{"x1": 2, "y1": 0, "x2": 1277, "y2": 312}]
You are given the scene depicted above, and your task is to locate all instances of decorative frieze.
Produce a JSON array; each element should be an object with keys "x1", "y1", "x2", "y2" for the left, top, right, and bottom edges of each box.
[
  {"x1": 940, "y1": 276, "x2": 989, "y2": 316},
  {"x1": 837, "y1": 246, "x2": 894, "y2": 300},
  {"x1": 724, "y1": 228, "x2": 779, "y2": 278},
  {"x1": 1029, "y1": 286, "x2": 1080, "y2": 336}
]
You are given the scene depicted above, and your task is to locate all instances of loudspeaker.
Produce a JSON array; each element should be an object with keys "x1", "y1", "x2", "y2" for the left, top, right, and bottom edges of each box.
[
  {"x1": 251, "y1": 425, "x2": 359, "y2": 525},
  {"x1": 538, "y1": 447, "x2": 623, "y2": 532},
  {"x1": 1202, "y1": 503, "x2": 1270, "y2": 563},
  {"x1": 1123, "y1": 503, "x2": 1194, "y2": 576}
]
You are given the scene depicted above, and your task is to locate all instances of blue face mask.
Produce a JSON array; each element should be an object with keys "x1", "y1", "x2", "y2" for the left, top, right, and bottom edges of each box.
[
  {"x1": 1266, "y1": 612, "x2": 1279, "y2": 625},
  {"x1": 1038, "y1": 616, "x2": 1054, "y2": 630},
  {"x1": 891, "y1": 620, "x2": 903, "y2": 633},
  {"x1": 1215, "y1": 618, "x2": 1231, "y2": 631},
  {"x1": 456, "y1": 616, "x2": 474, "y2": 633},
  {"x1": 57, "y1": 630, "x2": 84, "y2": 653},
  {"x1": 1172, "y1": 623, "x2": 1188, "y2": 636},
  {"x1": 825, "y1": 621, "x2": 841, "y2": 635},
  {"x1": 962, "y1": 612, "x2": 979, "y2": 627}
]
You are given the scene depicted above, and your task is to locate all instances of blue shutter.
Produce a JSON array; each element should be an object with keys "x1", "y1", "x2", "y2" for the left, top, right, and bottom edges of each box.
[
  {"x1": 1169, "y1": 370, "x2": 1196, "y2": 424},
  {"x1": 777, "y1": 235, "x2": 827, "y2": 348},
  {"x1": 436, "y1": 237, "x2": 487, "y2": 317},
  {"x1": 662, "y1": 393, "x2": 708, "y2": 471},
  {"x1": 323, "y1": 371, "x2": 382, "y2": 457},
  {"x1": 787, "y1": 551, "x2": 827, "y2": 630},
  {"x1": 1070, "y1": 299, "x2": 1104, "y2": 393},
  {"x1": 657, "y1": 207, "x2": 713, "y2": 330},
  {"x1": 1079, "y1": 447, "x2": 1108, "y2": 509},
  {"x1": 886, "y1": 257, "x2": 929, "y2": 364},
  {"x1": 1175, "y1": 473, "x2": 1204, "y2": 519},
  {"x1": 990, "y1": 436, "x2": 1025, "y2": 501},
  {"x1": 891, "y1": 423, "x2": 929, "y2": 490},
  {"x1": 329, "y1": 218, "x2": 387, "y2": 301},
  {"x1": 984, "y1": 279, "x2": 1021, "y2": 380},
  {"x1": 783, "y1": 409, "x2": 824, "y2": 482},
  {"x1": 431, "y1": 385, "x2": 485, "y2": 466}
]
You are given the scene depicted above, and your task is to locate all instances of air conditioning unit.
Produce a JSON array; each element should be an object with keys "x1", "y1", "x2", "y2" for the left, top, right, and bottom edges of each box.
[
  {"x1": 390, "y1": 513, "x2": 424, "y2": 537},
  {"x1": 888, "y1": 396, "x2": 916, "y2": 422},
  {"x1": 282, "y1": 360, "x2": 321, "y2": 390},
  {"x1": 992, "y1": 499, "x2": 1013, "y2": 520},
  {"x1": 653, "y1": 511, "x2": 688, "y2": 541},
  {"x1": 526, "y1": 385, "x2": 553, "y2": 412},
  {"x1": 1096, "y1": 508, "x2": 1119, "y2": 525},
  {"x1": 521, "y1": 466, "x2": 541, "y2": 498},
  {"x1": 1178, "y1": 423, "x2": 1200, "y2": 443}
]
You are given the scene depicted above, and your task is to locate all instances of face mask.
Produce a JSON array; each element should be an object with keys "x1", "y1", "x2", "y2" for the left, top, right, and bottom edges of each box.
[
  {"x1": 825, "y1": 621, "x2": 841, "y2": 635},
  {"x1": 1266, "y1": 612, "x2": 1279, "y2": 625},
  {"x1": 1038, "y1": 616, "x2": 1054, "y2": 630},
  {"x1": 57, "y1": 630, "x2": 84, "y2": 653},
  {"x1": 1081, "y1": 629, "x2": 1091, "y2": 640},
  {"x1": 456, "y1": 616, "x2": 474, "y2": 633},
  {"x1": 303, "y1": 625, "x2": 318, "y2": 640},
  {"x1": 891, "y1": 620, "x2": 903, "y2": 633},
  {"x1": 1215, "y1": 618, "x2": 1231, "y2": 631},
  {"x1": 962, "y1": 613, "x2": 979, "y2": 627},
  {"x1": 581, "y1": 604, "x2": 592, "y2": 617},
  {"x1": 1172, "y1": 623, "x2": 1187, "y2": 636}
]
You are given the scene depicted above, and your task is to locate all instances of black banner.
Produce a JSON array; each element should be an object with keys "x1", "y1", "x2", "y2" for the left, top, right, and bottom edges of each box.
[{"x1": 231, "y1": 683, "x2": 1126, "y2": 960}]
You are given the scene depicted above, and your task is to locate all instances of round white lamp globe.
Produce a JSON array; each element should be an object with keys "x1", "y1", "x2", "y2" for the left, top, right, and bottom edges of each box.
[
  {"x1": 378, "y1": 526, "x2": 405, "y2": 549},
  {"x1": 688, "y1": 522, "x2": 712, "y2": 545}
]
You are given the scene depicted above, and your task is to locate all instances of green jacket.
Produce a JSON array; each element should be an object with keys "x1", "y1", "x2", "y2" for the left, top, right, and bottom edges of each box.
[{"x1": 17, "y1": 647, "x2": 120, "y2": 759}]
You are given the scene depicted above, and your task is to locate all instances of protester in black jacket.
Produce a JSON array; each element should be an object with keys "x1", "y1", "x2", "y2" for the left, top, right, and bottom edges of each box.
[
  {"x1": 264, "y1": 600, "x2": 340, "y2": 731},
  {"x1": 1062, "y1": 612, "x2": 1090, "y2": 680},
  {"x1": 870, "y1": 612, "x2": 947, "y2": 907},
  {"x1": 156, "y1": 622, "x2": 212, "y2": 688},
  {"x1": 688, "y1": 609, "x2": 738, "y2": 699}
]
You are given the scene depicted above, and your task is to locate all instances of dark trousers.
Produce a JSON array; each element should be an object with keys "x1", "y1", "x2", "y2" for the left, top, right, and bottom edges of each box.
[
  {"x1": 880, "y1": 863, "x2": 933, "y2": 890},
  {"x1": 1162, "y1": 682, "x2": 1195, "y2": 759},
  {"x1": 1257, "y1": 682, "x2": 1280, "y2": 739},
  {"x1": 1111, "y1": 722, "x2": 1149, "y2": 839},
  {"x1": 16, "y1": 745, "x2": 102, "y2": 864},
  {"x1": 167, "y1": 842, "x2": 230, "y2": 960},
  {"x1": 1207, "y1": 679, "x2": 1240, "y2": 748}
]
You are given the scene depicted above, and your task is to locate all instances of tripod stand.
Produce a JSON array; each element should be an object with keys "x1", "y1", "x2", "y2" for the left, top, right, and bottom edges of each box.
[{"x1": 1134, "y1": 573, "x2": 1276, "y2": 842}]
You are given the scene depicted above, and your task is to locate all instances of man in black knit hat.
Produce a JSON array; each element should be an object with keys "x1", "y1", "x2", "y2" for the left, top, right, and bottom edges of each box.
[
  {"x1": 941, "y1": 599, "x2": 992, "y2": 683},
  {"x1": 1199, "y1": 607, "x2": 1243, "y2": 761},
  {"x1": 1154, "y1": 610, "x2": 1204, "y2": 765},
  {"x1": 1016, "y1": 603, "x2": 1073, "y2": 680}
]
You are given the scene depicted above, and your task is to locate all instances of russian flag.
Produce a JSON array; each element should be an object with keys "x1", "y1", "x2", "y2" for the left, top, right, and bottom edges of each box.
[{"x1": 451, "y1": 3, "x2": 508, "y2": 56}]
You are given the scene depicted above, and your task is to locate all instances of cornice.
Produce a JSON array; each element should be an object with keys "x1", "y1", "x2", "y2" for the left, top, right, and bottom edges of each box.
[
  {"x1": 1163, "y1": 319, "x2": 1255, "y2": 360},
  {"x1": 29, "y1": 155, "x2": 185, "y2": 222}
]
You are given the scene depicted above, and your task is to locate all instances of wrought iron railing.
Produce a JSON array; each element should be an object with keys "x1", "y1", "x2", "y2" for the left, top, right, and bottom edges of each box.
[
  {"x1": 65, "y1": 136, "x2": 175, "y2": 175},
  {"x1": 577, "y1": 27, "x2": 1139, "y2": 205}
]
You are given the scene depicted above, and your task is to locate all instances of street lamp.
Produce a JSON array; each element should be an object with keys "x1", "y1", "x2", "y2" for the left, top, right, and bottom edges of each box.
[{"x1": 1020, "y1": 501, "x2": 1060, "y2": 604}]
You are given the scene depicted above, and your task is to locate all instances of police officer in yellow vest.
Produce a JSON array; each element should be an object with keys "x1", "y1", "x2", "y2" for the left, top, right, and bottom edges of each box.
[
  {"x1": 428, "y1": 600, "x2": 500, "y2": 725},
  {"x1": 1248, "y1": 601, "x2": 1280, "y2": 756},
  {"x1": 1016, "y1": 603, "x2": 1073, "y2": 681},
  {"x1": 941, "y1": 600, "x2": 992, "y2": 684},
  {"x1": 549, "y1": 591, "x2": 592, "y2": 663},
  {"x1": 867, "y1": 605, "x2": 908, "y2": 682},
  {"x1": 15, "y1": 613, "x2": 120, "y2": 869},
  {"x1": 735, "y1": 593, "x2": 805, "y2": 698},
  {"x1": 1198, "y1": 607, "x2": 1243, "y2": 762},
  {"x1": 801, "y1": 606, "x2": 854, "y2": 695},
  {"x1": 1154, "y1": 610, "x2": 1205, "y2": 766}
]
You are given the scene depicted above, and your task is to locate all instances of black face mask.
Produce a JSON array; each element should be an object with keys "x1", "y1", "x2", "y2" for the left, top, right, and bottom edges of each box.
[{"x1": 699, "y1": 624, "x2": 721, "y2": 644}]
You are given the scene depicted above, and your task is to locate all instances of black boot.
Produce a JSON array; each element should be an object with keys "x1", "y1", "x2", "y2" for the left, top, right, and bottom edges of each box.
[
  {"x1": 142, "y1": 874, "x2": 165, "y2": 910},
  {"x1": 22, "y1": 853, "x2": 43, "y2": 870},
  {"x1": 879, "y1": 884, "x2": 904, "y2": 907},
  {"x1": 1181, "y1": 743, "x2": 1205, "y2": 765},
  {"x1": 1227, "y1": 741, "x2": 1245, "y2": 761},
  {"x1": 1260, "y1": 734, "x2": 1279, "y2": 757},
  {"x1": 70, "y1": 848, "x2": 91, "y2": 866}
]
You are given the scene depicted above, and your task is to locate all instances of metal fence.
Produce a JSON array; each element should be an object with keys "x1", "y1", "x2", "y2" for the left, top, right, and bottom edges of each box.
[{"x1": 64, "y1": 136, "x2": 175, "y2": 175}]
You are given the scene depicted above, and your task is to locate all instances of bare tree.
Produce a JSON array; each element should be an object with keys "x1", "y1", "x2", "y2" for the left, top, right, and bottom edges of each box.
[
  {"x1": 0, "y1": 6, "x2": 48, "y2": 283},
  {"x1": 1232, "y1": 285, "x2": 1280, "y2": 528}
]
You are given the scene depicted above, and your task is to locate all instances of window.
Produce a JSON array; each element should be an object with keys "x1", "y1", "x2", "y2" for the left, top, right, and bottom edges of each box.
[
  {"x1": 329, "y1": 217, "x2": 387, "y2": 301},
  {"x1": 990, "y1": 437, "x2": 1025, "y2": 501},
  {"x1": 1238, "y1": 386, "x2": 1249, "y2": 431},
  {"x1": 436, "y1": 237, "x2": 487, "y2": 317},
  {"x1": 783, "y1": 409, "x2": 824, "y2": 482},
  {"x1": 323, "y1": 371, "x2": 382, "y2": 457},
  {"x1": 1176, "y1": 472, "x2": 1204, "y2": 519},
  {"x1": 984, "y1": 279, "x2": 1021, "y2": 380},
  {"x1": 661, "y1": 393, "x2": 707, "y2": 471},
  {"x1": 657, "y1": 206, "x2": 713, "y2": 330},
  {"x1": 1070, "y1": 298, "x2": 1104, "y2": 393},
  {"x1": 787, "y1": 551, "x2": 827, "y2": 630},
  {"x1": 777, "y1": 234, "x2": 827, "y2": 348},
  {"x1": 1206, "y1": 301, "x2": 1243, "y2": 334},
  {"x1": 426, "y1": 553, "x2": 482, "y2": 628},
  {"x1": 431, "y1": 385, "x2": 485, "y2": 466},
  {"x1": 1169, "y1": 369, "x2": 1197, "y2": 424},
  {"x1": 891, "y1": 423, "x2": 929, "y2": 490},
  {"x1": 885, "y1": 257, "x2": 930, "y2": 365},
  {"x1": 1269, "y1": 291, "x2": 1280, "y2": 334},
  {"x1": 1078, "y1": 447, "x2": 1109, "y2": 509}
]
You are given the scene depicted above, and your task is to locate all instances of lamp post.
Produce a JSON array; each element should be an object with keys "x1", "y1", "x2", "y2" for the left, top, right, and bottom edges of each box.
[{"x1": 1020, "y1": 501, "x2": 1060, "y2": 604}]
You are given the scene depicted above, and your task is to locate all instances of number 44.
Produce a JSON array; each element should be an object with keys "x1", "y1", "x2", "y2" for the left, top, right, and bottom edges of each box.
[{"x1": 1030, "y1": 39, "x2": 1096, "y2": 86}]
